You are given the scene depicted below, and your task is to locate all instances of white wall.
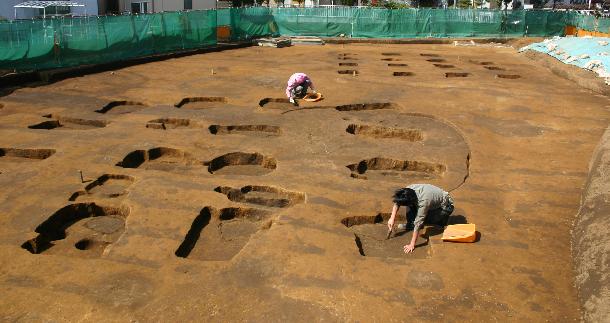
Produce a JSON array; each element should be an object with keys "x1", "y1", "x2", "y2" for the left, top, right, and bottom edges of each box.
[
  {"x1": 71, "y1": 0, "x2": 99, "y2": 15},
  {"x1": 152, "y1": 0, "x2": 184, "y2": 12},
  {"x1": 193, "y1": 0, "x2": 216, "y2": 10},
  {"x1": 2, "y1": 0, "x2": 42, "y2": 19}
]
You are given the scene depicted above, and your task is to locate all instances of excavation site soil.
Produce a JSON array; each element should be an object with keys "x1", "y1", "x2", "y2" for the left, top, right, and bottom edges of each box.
[{"x1": 1, "y1": 43, "x2": 609, "y2": 321}]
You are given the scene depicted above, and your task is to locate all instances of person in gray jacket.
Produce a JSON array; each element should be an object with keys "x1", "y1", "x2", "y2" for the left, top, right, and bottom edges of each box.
[{"x1": 387, "y1": 184, "x2": 454, "y2": 254}]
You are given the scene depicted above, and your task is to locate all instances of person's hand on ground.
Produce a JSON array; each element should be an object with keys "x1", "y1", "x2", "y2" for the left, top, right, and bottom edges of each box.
[
  {"x1": 403, "y1": 243, "x2": 415, "y2": 254},
  {"x1": 289, "y1": 97, "x2": 297, "y2": 106}
]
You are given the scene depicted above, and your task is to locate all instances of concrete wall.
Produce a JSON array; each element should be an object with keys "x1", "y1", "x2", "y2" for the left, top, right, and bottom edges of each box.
[{"x1": 573, "y1": 125, "x2": 610, "y2": 322}]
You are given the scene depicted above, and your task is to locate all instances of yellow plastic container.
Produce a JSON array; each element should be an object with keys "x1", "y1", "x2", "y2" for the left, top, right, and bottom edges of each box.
[{"x1": 441, "y1": 224, "x2": 477, "y2": 243}]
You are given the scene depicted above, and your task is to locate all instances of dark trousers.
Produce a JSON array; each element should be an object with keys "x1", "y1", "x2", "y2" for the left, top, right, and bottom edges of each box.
[
  {"x1": 407, "y1": 203, "x2": 454, "y2": 228},
  {"x1": 290, "y1": 83, "x2": 309, "y2": 99}
]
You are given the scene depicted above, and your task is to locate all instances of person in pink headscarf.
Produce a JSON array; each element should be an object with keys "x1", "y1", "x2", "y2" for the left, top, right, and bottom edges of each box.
[{"x1": 286, "y1": 72, "x2": 317, "y2": 106}]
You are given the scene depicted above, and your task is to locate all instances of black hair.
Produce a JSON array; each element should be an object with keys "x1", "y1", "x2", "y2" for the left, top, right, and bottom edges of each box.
[{"x1": 393, "y1": 188, "x2": 418, "y2": 207}]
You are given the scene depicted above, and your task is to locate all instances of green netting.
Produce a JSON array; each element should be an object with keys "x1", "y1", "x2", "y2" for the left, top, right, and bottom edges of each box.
[
  {"x1": 273, "y1": 7, "x2": 352, "y2": 37},
  {"x1": 268, "y1": 8, "x2": 570, "y2": 39},
  {"x1": 217, "y1": 8, "x2": 232, "y2": 26},
  {"x1": 0, "y1": 8, "x2": 593, "y2": 73},
  {"x1": 229, "y1": 7, "x2": 277, "y2": 41},
  {"x1": 0, "y1": 10, "x2": 216, "y2": 71},
  {"x1": 572, "y1": 13, "x2": 610, "y2": 34},
  {"x1": 598, "y1": 18, "x2": 610, "y2": 33},
  {"x1": 573, "y1": 14, "x2": 595, "y2": 31}
]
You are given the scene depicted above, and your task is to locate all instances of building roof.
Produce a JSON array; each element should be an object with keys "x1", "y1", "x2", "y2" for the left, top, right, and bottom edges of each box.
[{"x1": 14, "y1": 1, "x2": 85, "y2": 9}]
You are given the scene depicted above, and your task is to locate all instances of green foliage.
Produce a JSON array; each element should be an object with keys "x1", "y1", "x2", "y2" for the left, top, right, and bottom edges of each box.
[
  {"x1": 419, "y1": 0, "x2": 437, "y2": 7},
  {"x1": 457, "y1": 0, "x2": 472, "y2": 8},
  {"x1": 530, "y1": 0, "x2": 549, "y2": 8},
  {"x1": 231, "y1": 0, "x2": 255, "y2": 7},
  {"x1": 383, "y1": 0, "x2": 409, "y2": 8},
  {"x1": 341, "y1": 0, "x2": 357, "y2": 6},
  {"x1": 368, "y1": 0, "x2": 409, "y2": 8},
  {"x1": 495, "y1": 0, "x2": 511, "y2": 9}
]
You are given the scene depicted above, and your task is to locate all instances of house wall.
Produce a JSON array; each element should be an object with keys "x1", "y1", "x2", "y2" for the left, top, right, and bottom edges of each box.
[
  {"x1": 119, "y1": 0, "x2": 153, "y2": 12},
  {"x1": 117, "y1": 0, "x2": 216, "y2": 13},
  {"x1": 98, "y1": 0, "x2": 107, "y2": 13},
  {"x1": 71, "y1": 0, "x2": 99, "y2": 15},
  {"x1": 0, "y1": 0, "x2": 25, "y2": 20},
  {"x1": 193, "y1": 0, "x2": 217, "y2": 10},
  {"x1": 151, "y1": 0, "x2": 184, "y2": 12}
]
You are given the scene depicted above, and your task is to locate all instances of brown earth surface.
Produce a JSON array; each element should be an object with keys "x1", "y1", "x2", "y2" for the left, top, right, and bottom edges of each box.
[
  {"x1": 1, "y1": 43, "x2": 609, "y2": 321},
  {"x1": 573, "y1": 124, "x2": 610, "y2": 323}
]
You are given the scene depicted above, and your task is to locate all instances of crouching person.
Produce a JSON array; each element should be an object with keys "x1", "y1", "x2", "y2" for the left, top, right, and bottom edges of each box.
[
  {"x1": 387, "y1": 184, "x2": 454, "y2": 254},
  {"x1": 286, "y1": 72, "x2": 317, "y2": 106}
]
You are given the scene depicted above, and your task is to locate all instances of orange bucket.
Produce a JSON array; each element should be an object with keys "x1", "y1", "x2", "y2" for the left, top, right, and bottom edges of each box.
[{"x1": 441, "y1": 224, "x2": 477, "y2": 243}]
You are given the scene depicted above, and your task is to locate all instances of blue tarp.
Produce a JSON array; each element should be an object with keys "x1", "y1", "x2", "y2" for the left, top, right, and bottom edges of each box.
[{"x1": 521, "y1": 36, "x2": 610, "y2": 82}]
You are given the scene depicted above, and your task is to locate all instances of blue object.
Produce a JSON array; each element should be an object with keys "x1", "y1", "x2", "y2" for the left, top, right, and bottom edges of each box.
[{"x1": 521, "y1": 36, "x2": 610, "y2": 79}]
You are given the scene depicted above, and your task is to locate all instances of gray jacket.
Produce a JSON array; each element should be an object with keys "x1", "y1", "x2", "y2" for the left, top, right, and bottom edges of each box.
[{"x1": 407, "y1": 184, "x2": 450, "y2": 231}]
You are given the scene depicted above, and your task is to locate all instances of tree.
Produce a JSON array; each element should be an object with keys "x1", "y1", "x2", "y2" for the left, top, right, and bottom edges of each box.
[
  {"x1": 495, "y1": 0, "x2": 511, "y2": 9},
  {"x1": 384, "y1": 0, "x2": 409, "y2": 8},
  {"x1": 231, "y1": 0, "x2": 256, "y2": 7},
  {"x1": 368, "y1": 0, "x2": 409, "y2": 7},
  {"x1": 457, "y1": 0, "x2": 472, "y2": 8},
  {"x1": 419, "y1": 0, "x2": 437, "y2": 7},
  {"x1": 530, "y1": 0, "x2": 550, "y2": 8}
]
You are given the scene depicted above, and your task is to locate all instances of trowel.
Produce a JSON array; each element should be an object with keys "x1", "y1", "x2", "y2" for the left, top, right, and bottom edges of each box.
[{"x1": 386, "y1": 225, "x2": 393, "y2": 240}]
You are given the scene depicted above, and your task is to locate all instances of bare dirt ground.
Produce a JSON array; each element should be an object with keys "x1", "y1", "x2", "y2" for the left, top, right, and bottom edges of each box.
[
  {"x1": 1, "y1": 43, "x2": 609, "y2": 321},
  {"x1": 573, "y1": 124, "x2": 610, "y2": 323}
]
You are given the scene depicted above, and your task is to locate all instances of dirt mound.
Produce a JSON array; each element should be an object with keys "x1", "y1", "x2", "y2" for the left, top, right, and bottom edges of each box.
[{"x1": 573, "y1": 128, "x2": 610, "y2": 322}]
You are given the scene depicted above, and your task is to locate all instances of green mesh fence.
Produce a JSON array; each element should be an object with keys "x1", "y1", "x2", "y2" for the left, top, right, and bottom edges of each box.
[
  {"x1": 0, "y1": 10, "x2": 217, "y2": 71},
  {"x1": 598, "y1": 18, "x2": 610, "y2": 33},
  {"x1": 0, "y1": 8, "x2": 591, "y2": 72},
  {"x1": 217, "y1": 8, "x2": 232, "y2": 26},
  {"x1": 571, "y1": 13, "x2": 610, "y2": 34},
  {"x1": 271, "y1": 8, "x2": 569, "y2": 38},
  {"x1": 228, "y1": 7, "x2": 277, "y2": 41}
]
